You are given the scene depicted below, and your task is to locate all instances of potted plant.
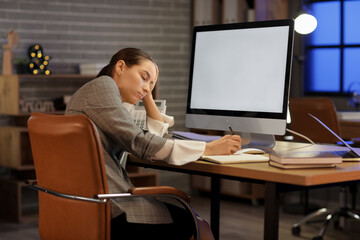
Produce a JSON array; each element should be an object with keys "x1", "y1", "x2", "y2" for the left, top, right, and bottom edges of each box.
[{"x1": 13, "y1": 58, "x2": 29, "y2": 74}]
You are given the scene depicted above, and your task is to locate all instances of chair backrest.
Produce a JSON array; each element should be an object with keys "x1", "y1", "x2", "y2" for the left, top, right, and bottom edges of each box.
[
  {"x1": 289, "y1": 97, "x2": 341, "y2": 144},
  {"x1": 28, "y1": 113, "x2": 110, "y2": 240}
]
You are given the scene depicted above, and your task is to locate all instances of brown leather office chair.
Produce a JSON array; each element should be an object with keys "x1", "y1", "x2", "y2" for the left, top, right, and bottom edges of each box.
[
  {"x1": 289, "y1": 98, "x2": 360, "y2": 240},
  {"x1": 26, "y1": 113, "x2": 213, "y2": 240},
  {"x1": 289, "y1": 97, "x2": 341, "y2": 144}
]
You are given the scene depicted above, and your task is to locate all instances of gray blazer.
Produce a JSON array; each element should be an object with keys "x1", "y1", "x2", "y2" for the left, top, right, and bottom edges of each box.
[{"x1": 65, "y1": 76, "x2": 173, "y2": 224}]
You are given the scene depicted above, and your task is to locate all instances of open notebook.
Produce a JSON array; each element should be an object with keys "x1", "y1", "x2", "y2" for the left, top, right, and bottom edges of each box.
[{"x1": 200, "y1": 154, "x2": 269, "y2": 164}]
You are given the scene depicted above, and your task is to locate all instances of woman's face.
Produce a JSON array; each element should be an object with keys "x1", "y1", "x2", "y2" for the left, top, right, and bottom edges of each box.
[{"x1": 113, "y1": 59, "x2": 157, "y2": 104}]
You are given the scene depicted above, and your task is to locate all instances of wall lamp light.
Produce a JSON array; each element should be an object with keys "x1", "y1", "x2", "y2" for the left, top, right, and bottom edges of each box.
[{"x1": 294, "y1": 0, "x2": 317, "y2": 35}]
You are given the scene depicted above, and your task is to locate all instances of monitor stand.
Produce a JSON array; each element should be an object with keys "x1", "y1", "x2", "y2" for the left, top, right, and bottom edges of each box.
[{"x1": 240, "y1": 132, "x2": 276, "y2": 150}]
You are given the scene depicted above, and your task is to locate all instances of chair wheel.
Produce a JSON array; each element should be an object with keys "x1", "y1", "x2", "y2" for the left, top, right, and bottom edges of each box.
[
  {"x1": 292, "y1": 226, "x2": 301, "y2": 236},
  {"x1": 312, "y1": 236, "x2": 323, "y2": 240}
]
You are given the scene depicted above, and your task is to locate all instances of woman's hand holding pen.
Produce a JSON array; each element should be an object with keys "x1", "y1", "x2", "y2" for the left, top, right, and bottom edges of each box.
[{"x1": 204, "y1": 135, "x2": 241, "y2": 155}]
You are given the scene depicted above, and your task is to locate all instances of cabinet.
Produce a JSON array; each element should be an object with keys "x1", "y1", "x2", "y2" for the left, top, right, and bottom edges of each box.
[
  {"x1": 0, "y1": 74, "x2": 158, "y2": 222},
  {"x1": 0, "y1": 127, "x2": 32, "y2": 170},
  {"x1": 0, "y1": 178, "x2": 38, "y2": 223}
]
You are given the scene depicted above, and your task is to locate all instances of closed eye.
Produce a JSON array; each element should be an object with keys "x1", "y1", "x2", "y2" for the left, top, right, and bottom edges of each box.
[{"x1": 141, "y1": 70, "x2": 151, "y2": 81}]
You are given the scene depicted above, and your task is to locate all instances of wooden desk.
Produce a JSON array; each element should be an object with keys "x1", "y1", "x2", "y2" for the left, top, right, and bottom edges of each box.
[{"x1": 129, "y1": 141, "x2": 360, "y2": 240}]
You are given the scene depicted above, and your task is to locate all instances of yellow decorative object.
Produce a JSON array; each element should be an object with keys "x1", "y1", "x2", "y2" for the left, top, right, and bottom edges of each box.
[{"x1": 28, "y1": 44, "x2": 51, "y2": 74}]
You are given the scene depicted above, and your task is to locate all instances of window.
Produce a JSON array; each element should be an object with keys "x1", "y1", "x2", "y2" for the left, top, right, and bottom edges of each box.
[{"x1": 305, "y1": 0, "x2": 360, "y2": 95}]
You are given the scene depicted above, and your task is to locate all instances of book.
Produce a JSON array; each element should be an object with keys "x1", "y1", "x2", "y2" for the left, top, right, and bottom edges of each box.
[
  {"x1": 269, "y1": 151, "x2": 342, "y2": 164},
  {"x1": 269, "y1": 160, "x2": 336, "y2": 169},
  {"x1": 200, "y1": 153, "x2": 269, "y2": 164}
]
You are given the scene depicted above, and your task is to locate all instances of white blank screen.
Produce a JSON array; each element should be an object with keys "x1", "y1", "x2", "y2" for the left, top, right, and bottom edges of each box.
[{"x1": 190, "y1": 26, "x2": 289, "y2": 113}]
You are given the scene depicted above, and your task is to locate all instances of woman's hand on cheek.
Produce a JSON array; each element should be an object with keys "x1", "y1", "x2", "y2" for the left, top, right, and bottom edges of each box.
[
  {"x1": 142, "y1": 92, "x2": 153, "y2": 104},
  {"x1": 142, "y1": 92, "x2": 163, "y2": 122}
]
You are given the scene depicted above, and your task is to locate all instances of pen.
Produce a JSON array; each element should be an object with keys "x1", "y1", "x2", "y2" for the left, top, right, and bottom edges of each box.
[
  {"x1": 226, "y1": 120, "x2": 234, "y2": 135},
  {"x1": 228, "y1": 126, "x2": 234, "y2": 135}
]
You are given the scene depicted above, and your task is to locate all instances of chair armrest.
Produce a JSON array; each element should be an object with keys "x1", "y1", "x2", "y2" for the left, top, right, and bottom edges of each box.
[
  {"x1": 129, "y1": 186, "x2": 190, "y2": 203},
  {"x1": 96, "y1": 186, "x2": 190, "y2": 203},
  {"x1": 26, "y1": 179, "x2": 106, "y2": 204}
]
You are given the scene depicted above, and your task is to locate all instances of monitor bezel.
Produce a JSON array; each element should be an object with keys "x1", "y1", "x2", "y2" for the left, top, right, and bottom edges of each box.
[{"x1": 186, "y1": 19, "x2": 294, "y2": 122}]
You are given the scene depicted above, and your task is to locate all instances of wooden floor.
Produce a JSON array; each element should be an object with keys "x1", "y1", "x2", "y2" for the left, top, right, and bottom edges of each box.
[{"x1": 0, "y1": 195, "x2": 359, "y2": 240}]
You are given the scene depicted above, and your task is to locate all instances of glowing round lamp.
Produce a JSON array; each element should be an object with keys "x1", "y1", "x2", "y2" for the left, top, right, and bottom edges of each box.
[{"x1": 295, "y1": 13, "x2": 317, "y2": 35}]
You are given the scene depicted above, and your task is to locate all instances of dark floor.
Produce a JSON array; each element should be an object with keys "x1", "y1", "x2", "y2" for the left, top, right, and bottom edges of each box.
[
  {"x1": 0, "y1": 195, "x2": 359, "y2": 240},
  {"x1": 191, "y1": 195, "x2": 360, "y2": 240}
]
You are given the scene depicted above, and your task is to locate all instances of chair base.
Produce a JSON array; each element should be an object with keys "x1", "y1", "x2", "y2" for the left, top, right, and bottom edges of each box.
[{"x1": 292, "y1": 207, "x2": 360, "y2": 240}]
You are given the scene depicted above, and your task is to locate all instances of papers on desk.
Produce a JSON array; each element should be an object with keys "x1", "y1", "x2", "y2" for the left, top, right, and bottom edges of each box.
[{"x1": 200, "y1": 153, "x2": 269, "y2": 164}]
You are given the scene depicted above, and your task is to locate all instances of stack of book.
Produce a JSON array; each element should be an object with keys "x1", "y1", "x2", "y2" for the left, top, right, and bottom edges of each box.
[{"x1": 269, "y1": 151, "x2": 342, "y2": 169}]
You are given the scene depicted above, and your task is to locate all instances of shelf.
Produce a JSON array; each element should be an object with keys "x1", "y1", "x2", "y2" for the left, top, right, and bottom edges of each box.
[
  {"x1": 13, "y1": 74, "x2": 96, "y2": 79},
  {"x1": 0, "y1": 74, "x2": 95, "y2": 115}
]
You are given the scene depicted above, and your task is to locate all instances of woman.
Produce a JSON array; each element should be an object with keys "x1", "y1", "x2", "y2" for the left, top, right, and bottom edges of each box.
[{"x1": 65, "y1": 48, "x2": 241, "y2": 239}]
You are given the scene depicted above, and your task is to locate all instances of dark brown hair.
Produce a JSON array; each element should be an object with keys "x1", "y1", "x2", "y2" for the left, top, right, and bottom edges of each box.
[{"x1": 96, "y1": 48, "x2": 153, "y2": 78}]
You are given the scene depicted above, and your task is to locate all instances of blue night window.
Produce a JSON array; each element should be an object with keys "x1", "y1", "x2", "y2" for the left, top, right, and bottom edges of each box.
[
  {"x1": 307, "y1": 49, "x2": 340, "y2": 92},
  {"x1": 305, "y1": 0, "x2": 360, "y2": 94},
  {"x1": 344, "y1": 0, "x2": 360, "y2": 44},
  {"x1": 344, "y1": 48, "x2": 360, "y2": 92},
  {"x1": 309, "y1": 1, "x2": 340, "y2": 46}
]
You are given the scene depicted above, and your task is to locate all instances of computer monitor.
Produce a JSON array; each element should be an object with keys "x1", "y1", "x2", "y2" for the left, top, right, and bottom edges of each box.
[{"x1": 185, "y1": 19, "x2": 294, "y2": 149}]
